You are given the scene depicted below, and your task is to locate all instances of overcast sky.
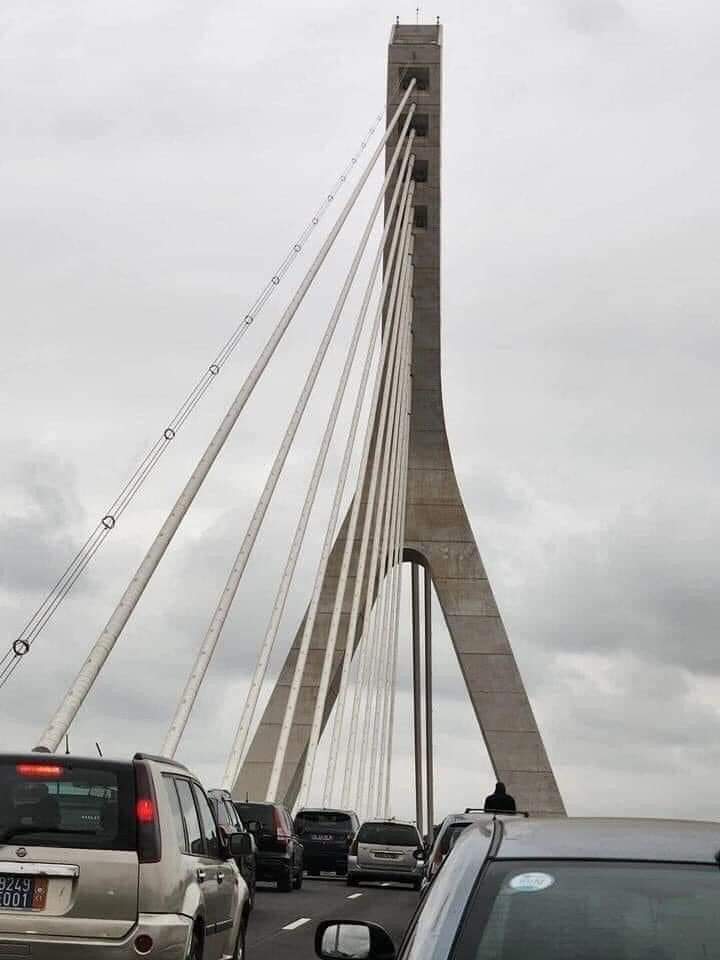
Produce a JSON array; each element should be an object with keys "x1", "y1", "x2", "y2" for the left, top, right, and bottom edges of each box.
[{"x1": 2, "y1": 0, "x2": 719, "y2": 823}]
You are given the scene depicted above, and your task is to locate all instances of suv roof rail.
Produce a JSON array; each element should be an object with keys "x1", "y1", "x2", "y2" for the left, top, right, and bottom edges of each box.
[
  {"x1": 464, "y1": 807, "x2": 530, "y2": 817},
  {"x1": 133, "y1": 752, "x2": 189, "y2": 771}
]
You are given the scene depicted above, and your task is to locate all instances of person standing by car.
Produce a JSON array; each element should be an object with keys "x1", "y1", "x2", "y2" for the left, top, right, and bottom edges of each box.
[{"x1": 484, "y1": 781, "x2": 516, "y2": 812}]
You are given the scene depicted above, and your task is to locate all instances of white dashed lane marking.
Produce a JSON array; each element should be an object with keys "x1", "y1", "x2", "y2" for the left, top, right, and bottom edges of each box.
[
  {"x1": 282, "y1": 918, "x2": 311, "y2": 931},
  {"x1": 346, "y1": 893, "x2": 363, "y2": 899},
  {"x1": 381, "y1": 882, "x2": 393, "y2": 887}
]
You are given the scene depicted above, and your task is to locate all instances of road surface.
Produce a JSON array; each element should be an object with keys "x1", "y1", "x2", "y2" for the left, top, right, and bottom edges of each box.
[{"x1": 247, "y1": 875, "x2": 420, "y2": 959}]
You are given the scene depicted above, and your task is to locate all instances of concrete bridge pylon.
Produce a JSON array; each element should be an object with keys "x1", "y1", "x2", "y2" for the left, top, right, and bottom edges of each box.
[{"x1": 231, "y1": 22, "x2": 565, "y2": 817}]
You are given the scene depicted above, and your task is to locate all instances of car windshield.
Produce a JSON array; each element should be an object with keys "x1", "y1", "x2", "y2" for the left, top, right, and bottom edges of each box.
[
  {"x1": 454, "y1": 860, "x2": 720, "y2": 960},
  {"x1": 296, "y1": 811, "x2": 353, "y2": 833},
  {"x1": 0, "y1": 760, "x2": 135, "y2": 850},
  {"x1": 357, "y1": 822, "x2": 418, "y2": 846}
]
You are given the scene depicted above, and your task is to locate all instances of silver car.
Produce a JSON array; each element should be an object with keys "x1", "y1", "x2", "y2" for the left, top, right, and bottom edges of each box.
[
  {"x1": 0, "y1": 751, "x2": 250, "y2": 958},
  {"x1": 347, "y1": 819, "x2": 424, "y2": 890}
]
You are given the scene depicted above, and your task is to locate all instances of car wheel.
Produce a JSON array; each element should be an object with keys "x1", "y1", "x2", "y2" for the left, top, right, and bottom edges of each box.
[
  {"x1": 277, "y1": 868, "x2": 293, "y2": 892},
  {"x1": 413, "y1": 879, "x2": 422, "y2": 891},
  {"x1": 188, "y1": 927, "x2": 203, "y2": 960},
  {"x1": 293, "y1": 869, "x2": 303, "y2": 890},
  {"x1": 346, "y1": 875, "x2": 358, "y2": 887},
  {"x1": 233, "y1": 920, "x2": 246, "y2": 960}
]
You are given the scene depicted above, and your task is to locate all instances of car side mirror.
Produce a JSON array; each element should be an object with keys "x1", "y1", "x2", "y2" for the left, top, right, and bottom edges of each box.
[
  {"x1": 230, "y1": 832, "x2": 252, "y2": 857},
  {"x1": 315, "y1": 921, "x2": 395, "y2": 960},
  {"x1": 412, "y1": 847, "x2": 424, "y2": 860}
]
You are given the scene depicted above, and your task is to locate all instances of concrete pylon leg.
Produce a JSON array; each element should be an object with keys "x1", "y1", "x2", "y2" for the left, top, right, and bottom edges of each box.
[{"x1": 230, "y1": 22, "x2": 565, "y2": 816}]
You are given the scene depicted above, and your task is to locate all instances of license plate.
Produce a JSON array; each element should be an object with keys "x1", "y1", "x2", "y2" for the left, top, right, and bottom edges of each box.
[
  {"x1": 311, "y1": 835, "x2": 334, "y2": 842},
  {"x1": 0, "y1": 875, "x2": 48, "y2": 910},
  {"x1": 374, "y1": 852, "x2": 398, "y2": 859}
]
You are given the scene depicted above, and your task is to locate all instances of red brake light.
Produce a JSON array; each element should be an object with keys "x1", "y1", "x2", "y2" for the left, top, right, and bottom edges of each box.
[
  {"x1": 17, "y1": 763, "x2": 63, "y2": 779},
  {"x1": 136, "y1": 799, "x2": 155, "y2": 824},
  {"x1": 273, "y1": 808, "x2": 290, "y2": 840}
]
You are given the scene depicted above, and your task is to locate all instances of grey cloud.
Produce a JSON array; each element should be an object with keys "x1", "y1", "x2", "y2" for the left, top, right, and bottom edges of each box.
[{"x1": 560, "y1": 0, "x2": 628, "y2": 34}]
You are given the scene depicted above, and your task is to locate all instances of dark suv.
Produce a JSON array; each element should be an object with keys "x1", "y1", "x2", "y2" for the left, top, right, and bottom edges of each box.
[
  {"x1": 208, "y1": 788, "x2": 257, "y2": 908},
  {"x1": 235, "y1": 801, "x2": 304, "y2": 892},
  {"x1": 295, "y1": 808, "x2": 360, "y2": 876}
]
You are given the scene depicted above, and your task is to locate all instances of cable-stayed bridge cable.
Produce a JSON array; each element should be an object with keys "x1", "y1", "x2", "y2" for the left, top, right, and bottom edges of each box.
[
  {"x1": 222, "y1": 145, "x2": 414, "y2": 793},
  {"x1": 34, "y1": 81, "x2": 417, "y2": 752},
  {"x1": 321, "y1": 189, "x2": 415, "y2": 806},
  {"x1": 337, "y1": 222, "x2": 414, "y2": 809},
  {"x1": 162, "y1": 110, "x2": 417, "y2": 760},
  {"x1": 364, "y1": 293, "x2": 412, "y2": 815},
  {"x1": 1, "y1": 113, "x2": 394, "y2": 689},
  {"x1": 351, "y1": 258, "x2": 413, "y2": 814}
]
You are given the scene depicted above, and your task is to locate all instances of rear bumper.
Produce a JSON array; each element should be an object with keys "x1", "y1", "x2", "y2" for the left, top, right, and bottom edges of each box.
[
  {"x1": 347, "y1": 857, "x2": 422, "y2": 885},
  {"x1": 255, "y1": 853, "x2": 292, "y2": 881},
  {"x1": 304, "y1": 847, "x2": 348, "y2": 871},
  {"x1": 0, "y1": 912, "x2": 192, "y2": 959}
]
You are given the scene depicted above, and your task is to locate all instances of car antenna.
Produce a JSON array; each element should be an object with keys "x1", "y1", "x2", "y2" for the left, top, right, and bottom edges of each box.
[
  {"x1": 64, "y1": 734, "x2": 70, "y2": 755},
  {"x1": 245, "y1": 791, "x2": 249, "y2": 802},
  {"x1": 95, "y1": 742, "x2": 103, "y2": 757}
]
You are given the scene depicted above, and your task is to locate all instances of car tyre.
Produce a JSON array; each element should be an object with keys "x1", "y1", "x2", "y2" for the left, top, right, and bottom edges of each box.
[
  {"x1": 346, "y1": 875, "x2": 359, "y2": 887},
  {"x1": 277, "y1": 868, "x2": 293, "y2": 892},
  {"x1": 233, "y1": 920, "x2": 246, "y2": 960},
  {"x1": 413, "y1": 879, "x2": 422, "y2": 891},
  {"x1": 293, "y1": 868, "x2": 303, "y2": 890}
]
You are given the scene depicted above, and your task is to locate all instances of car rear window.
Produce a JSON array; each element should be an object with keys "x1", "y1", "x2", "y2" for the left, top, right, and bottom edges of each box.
[
  {"x1": 456, "y1": 860, "x2": 720, "y2": 960},
  {"x1": 296, "y1": 811, "x2": 353, "y2": 832},
  {"x1": 357, "y1": 822, "x2": 419, "y2": 846},
  {"x1": 236, "y1": 802, "x2": 274, "y2": 830},
  {"x1": 0, "y1": 759, "x2": 135, "y2": 850}
]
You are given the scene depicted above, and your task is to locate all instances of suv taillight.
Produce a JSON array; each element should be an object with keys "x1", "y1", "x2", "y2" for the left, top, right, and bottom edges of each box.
[
  {"x1": 273, "y1": 808, "x2": 290, "y2": 844},
  {"x1": 134, "y1": 761, "x2": 161, "y2": 863}
]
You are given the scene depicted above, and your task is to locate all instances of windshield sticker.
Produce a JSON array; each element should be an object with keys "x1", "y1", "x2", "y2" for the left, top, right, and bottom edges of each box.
[{"x1": 508, "y1": 872, "x2": 555, "y2": 893}]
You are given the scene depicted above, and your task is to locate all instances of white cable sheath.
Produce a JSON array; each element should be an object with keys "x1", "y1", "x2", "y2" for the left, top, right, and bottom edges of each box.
[
  {"x1": 322, "y1": 197, "x2": 414, "y2": 805},
  {"x1": 262, "y1": 132, "x2": 418, "y2": 799},
  {"x1": 222, "y1": 144, "x2": 416, "y2": 792},
  {"x1": 364, "y1": 311, "x2": 411, "y2": 814},
  {"x1": 353, "y1": 266, "x2": 412, "y2": 814},
  {"x1": 36, "y1": 81, "x2": 417, "y2": 753},
  {"x1": 162, "y1": 111, "x2": 417, "y2": 761},
  {"x1": 382, "y1": 346, "x2": 412, "y2": 817},
  {"x1": 375, "y1": 322, "x2": 412, "y2": 814},
  {"x1": 340, "y1": 247, "x2": 413, "y2": 809}
]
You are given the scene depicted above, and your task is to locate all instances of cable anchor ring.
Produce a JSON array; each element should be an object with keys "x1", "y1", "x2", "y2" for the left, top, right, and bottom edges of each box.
[
  {"x1": 13, "y1": 639, "x2": 30, "y2": 657},
  {"x1": 209, "y1": 364, "x2": 220, "y2": 375},
  {"x1": 294, "y1": 244, "x2": 302, "y2": 252},
  {"x1": 271, "y1": 276, "x2": 280, "y2": 285},
  {"x1": 163, "y1": 428, "x2": 176, "y2": 441},
  {"x1": 101, "y1": 515, "x2": 116, "y2": 530}
]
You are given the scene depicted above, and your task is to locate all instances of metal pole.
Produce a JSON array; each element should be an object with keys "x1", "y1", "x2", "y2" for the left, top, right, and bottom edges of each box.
[
  {"x1": 35, "y1": 80, "x2": 417, "y2": 753},
  {"x1": 424, "y1": 565, "x2": 434, "y2": 838},
  {"x1": 411, "y1": 561, "x2": 424, "y2": 837}
]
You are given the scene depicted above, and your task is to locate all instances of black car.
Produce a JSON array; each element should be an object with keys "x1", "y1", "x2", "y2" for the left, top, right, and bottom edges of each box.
[
  {"x1": 315, "y1": 817, "x2": 720, "y2": 960},
  {"x1": 208, "y1": 788, "x2": 257, "y2": 908},
  {"x1": 236, "y1": 800, "x2": 304, "y2": 892},
  {"x1": 295, "y1": 808, "x2": 360, "y2": 876}
]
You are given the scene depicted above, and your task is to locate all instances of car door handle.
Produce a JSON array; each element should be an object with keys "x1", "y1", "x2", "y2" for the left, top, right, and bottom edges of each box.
[
  {"x1": 196, "y1": 869, "x2": 207, "y2": 882},
  {"x1": 216, "y1": 870, "x2": 224, "y2": 884}
]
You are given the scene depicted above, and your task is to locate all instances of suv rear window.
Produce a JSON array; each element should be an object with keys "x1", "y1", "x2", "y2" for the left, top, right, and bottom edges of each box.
[
  {"x1": 236, "y1": 802, "x2": 274, "y2": 831},
  {"x1": 357, "y1": 822, "x2": 419, "y2": 846},
  {"x1": 296, "y1": 811, "x2": 353, "y2": 832},
  {"x1": 0, "y1": 760, "x2": 134, "y2": 850}
]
